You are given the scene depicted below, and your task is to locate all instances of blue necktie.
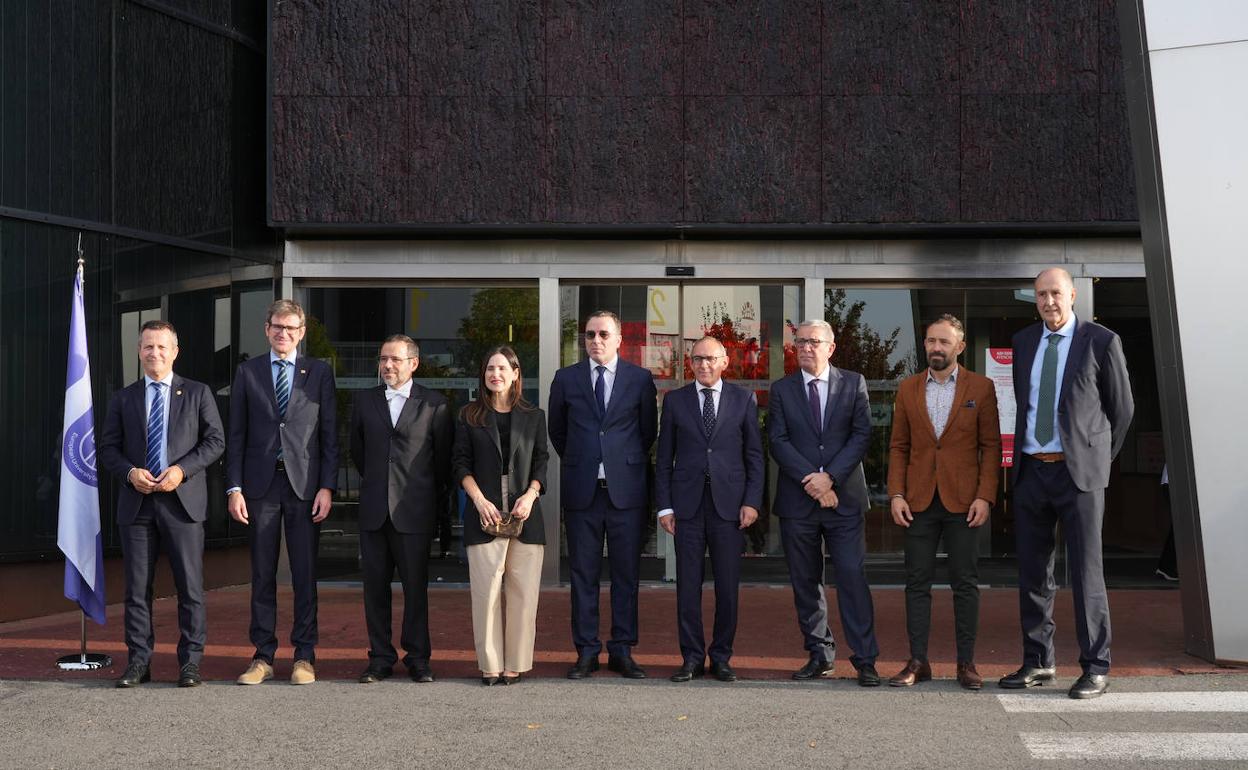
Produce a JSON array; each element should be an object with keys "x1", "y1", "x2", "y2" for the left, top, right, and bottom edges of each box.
[
  {"x1": 145, "y1": 382, "x2": 164, "y2": 474},
  {"x1": 274, "y1": 361, "x2": 290, "y2": 419},
  {"x1": 594, "y1": 365, "x2": 606, "y2": 418},
  {"x1": 807, "y1": 379, "x2": 822, "y2": 431}
]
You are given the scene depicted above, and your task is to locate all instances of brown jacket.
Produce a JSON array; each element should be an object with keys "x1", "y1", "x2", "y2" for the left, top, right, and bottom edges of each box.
[{"x1": 887, "y1": 366, "x2": 1002, "y2": 514}]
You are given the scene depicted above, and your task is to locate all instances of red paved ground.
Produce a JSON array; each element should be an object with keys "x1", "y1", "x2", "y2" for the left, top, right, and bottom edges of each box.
[{"x1": 0, "y1": 585, "x2": 1233, "y2": 684}]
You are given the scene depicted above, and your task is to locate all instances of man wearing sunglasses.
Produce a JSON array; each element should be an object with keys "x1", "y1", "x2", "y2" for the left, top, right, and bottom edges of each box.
[
  {"x1": 549, "y1": 310, "x2": 658, "y2": 679},
  {"x1": 768, "y1": 319, "x2": 880, "y2": 686}
]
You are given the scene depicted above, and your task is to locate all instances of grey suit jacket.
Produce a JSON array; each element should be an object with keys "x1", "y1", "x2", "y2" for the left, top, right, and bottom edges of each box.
[{"x1": 1011, "y1": 318, "x2": 1134, "y2": 491}]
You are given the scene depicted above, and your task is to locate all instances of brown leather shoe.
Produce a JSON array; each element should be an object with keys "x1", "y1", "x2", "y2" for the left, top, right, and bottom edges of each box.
[
  {"x1": 888, "y1": 658, "x2": 932, "y2": 687},
  {"x1": 957, "y1": 662, "x2": 983, "y2": 691}
]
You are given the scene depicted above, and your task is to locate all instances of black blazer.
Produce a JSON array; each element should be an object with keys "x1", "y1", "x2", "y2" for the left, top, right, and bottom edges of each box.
[
  {"x1": 226, "y1": 353, "x2": 339, "y2": 500},
  {"x1": 98, "y1": 375, "x2": 225, "y2": 526},
  {"x1": 452, "y1": 405, "x2": 549, "y2": 546},
  {"x1": 349, "y1": 383, "x2": 453, "y2": 534}
]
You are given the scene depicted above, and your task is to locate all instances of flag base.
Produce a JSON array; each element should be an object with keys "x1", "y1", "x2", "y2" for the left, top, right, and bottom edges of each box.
[{"x1": 55, "y1": 653, "x2": 112, "y2": 671}]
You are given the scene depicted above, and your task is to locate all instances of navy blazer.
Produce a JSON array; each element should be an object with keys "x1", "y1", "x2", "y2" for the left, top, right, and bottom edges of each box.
[
  {"x1": 98, "y1": 375, "x2": 225, "y2": 526},
  {"x1": 350, "y1": 383, "x2": 452, "y2": 534},
  {"x1": 767, "y1": 367, "x2": 872, "y2": 518},
  {"x1": 654, "y1": 381, "x2": 764, "y2": 522},
  {"x1": 226, "y1": 354, "x2": 339, "y2": 500},
  {"x1": 548, "y1": 358, "x2": 657, "y2": 511},
  {"x1": 1011, "y1": 319, "x2": 1134, "y2": 491}
]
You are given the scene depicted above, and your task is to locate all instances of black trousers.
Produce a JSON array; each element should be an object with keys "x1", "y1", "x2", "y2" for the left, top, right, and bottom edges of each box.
[
  {"x1": 1014, "y1": 455, "x2": 1111, "y2": 675},
  {"x1": 902, "y1": 496, "x2": 980, "y2": 663},
  {"x1": 247, "y1": 469, "x2": 320, "y2": 664},
  {"x1": 674, "y1": 483, "x2": 743, "y2": 666},
  {"x1": 121, "y1": 494, "x2": 205, "y2": 667},
  {"x1": 360, "y1": 519, "x2": 432, "y2": 669}
]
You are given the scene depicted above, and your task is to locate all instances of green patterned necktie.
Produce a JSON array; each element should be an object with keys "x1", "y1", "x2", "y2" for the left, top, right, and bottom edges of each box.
[{"x1": 1034, "y1": 333, "x2": 1062, "y2": 445}]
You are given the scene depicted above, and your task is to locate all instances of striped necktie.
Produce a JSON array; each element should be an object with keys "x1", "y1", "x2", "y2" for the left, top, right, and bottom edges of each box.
[
  {"x1": 275, "y1": 360, "x2": 290, "y2": 419},
  {"x1": 145, "y1": 382, "x2": 164, "y2": 474}
]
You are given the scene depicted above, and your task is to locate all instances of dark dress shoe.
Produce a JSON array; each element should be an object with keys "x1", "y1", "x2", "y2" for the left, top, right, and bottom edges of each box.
[
  {"x1": 177, "y1": 663, "x2": 202, "y2": 688},
  {"x1": 409, "y1": 666, "x2": 435, "y2": 683},
  {"x1": 567, "y1": 654, "x2": 600, "y2": 679},
  {"x1": 669, "y1": 661, "x2": 705, "y2": 683},
  {"x1": 481, "y1": 675, "x2": 502, "y2": 686},
  {"x1": 501, "y1": 673, "x2": 521, "y2": 685},
  {"x1": 1069, "y1": 672, "x2": 1109, "y2": 699},
  {"x1": 709, "y1": 662, "x2": 737, "y2": 682},
  {"x1": 998, "y1": 665, "x2": 1057, "y2": 689},
  {"x1": 358, "y1": 664, "x2": 392, "y2": 684},
  {"x1": 116, "y1": 663, "x2": 150, "y2": 688},
  {"x1": 792, "y1": 659, "x2": 835, "y2": 680},
  {"x1": 956, "y1": 662, "x2": 983, "y2": 691},
  {"x1": 856, "y1": 664, "x2": 881, "y2": 687},
  {"x1": 607, "y1": 654, "x2": 647, "y2": 679},
  {"x1": 888, "y1": 658, "x2": 932, "y2": 687}
]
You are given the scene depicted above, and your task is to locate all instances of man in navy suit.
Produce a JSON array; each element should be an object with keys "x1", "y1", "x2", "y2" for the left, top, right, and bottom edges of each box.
[
  {"x1": 549, "y1": 310, "x2": 657, "y2": 679},
  {"x1": 768, "y1": 319, "x2": 881, "y2": 686},
  {"x1": 656, "y1": 336, "x2": 763, "y2": 683},
  {"x1": 998, "y1": 268, "x2": 1133, "y2": 699},
  {"x1": 99, "y1": 320, "x2": 225, "y2": 688},
  {"x1": 226, "y1": 299, "x2": 339, "y2": 686}
]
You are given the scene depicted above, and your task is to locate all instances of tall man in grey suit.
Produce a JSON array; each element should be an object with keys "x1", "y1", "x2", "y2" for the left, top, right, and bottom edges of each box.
[
  {"x1": 656, "y1": 336, "x2": 763, "y2": 683},
  {"x1": 998, "y1": 268, "x2": 1133, "y2": 699},
  {"x1": 99, "y1": 320, "x2": 225, "y2": 688},
  {"x1": 350, "y1": 334, "x2": 451, "y2": 684},
  {"x1": 768, "y1": 319, "x2": 881, "y2": 687},
  {"x1": 227, "y1": 299, "x2": 339, "y2": 686},
  {"x1": 549, "y1": 310, "x2": 658, "y2": 679}
]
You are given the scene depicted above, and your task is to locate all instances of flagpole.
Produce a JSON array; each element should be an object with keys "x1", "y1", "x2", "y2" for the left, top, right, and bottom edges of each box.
[{"x1": 55, "y1": 234, "x2": 112, "y2": 672}]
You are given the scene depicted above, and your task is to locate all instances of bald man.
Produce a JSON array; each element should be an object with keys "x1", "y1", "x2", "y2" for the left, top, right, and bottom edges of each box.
[{"x1": 999, "y1": 269, "x2": 1133, "y2": 699}]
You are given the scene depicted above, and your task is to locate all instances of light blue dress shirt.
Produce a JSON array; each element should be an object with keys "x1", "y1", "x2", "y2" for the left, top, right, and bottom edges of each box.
[
  {"x1": 1020, "y1": 314, "x2": 1076, "y2": 454},
  {"x1": 270, "y1": 349, "x2": 297, "y2": 392}
]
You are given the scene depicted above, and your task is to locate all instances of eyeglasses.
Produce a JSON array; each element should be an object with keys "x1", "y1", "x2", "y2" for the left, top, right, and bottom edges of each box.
[
  {"x1": 267, "y1": 323, "x2": 304, "y2": 334},
  {"x1": 690, "y1": 355, "x2": 724, "y2": 365},
  {"x1": 584, "y1": 330, "x2": 613, "y2": 340},
  {"x1": 377, "y1": 356, "x2": 415, "y2": 365},
  {"x1": 794, "y1": 337, "x2": 830, "y2": 348}
]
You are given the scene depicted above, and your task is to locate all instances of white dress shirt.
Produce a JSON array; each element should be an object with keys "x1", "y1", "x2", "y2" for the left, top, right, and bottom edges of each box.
[{"x1": 385, "y1": 379, "x2": 413, "y2": 427}]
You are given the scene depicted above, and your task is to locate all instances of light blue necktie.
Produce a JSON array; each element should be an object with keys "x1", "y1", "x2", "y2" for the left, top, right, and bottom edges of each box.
[{"x1": 145, "y1": 382, "x2": 164, "y2": 474}]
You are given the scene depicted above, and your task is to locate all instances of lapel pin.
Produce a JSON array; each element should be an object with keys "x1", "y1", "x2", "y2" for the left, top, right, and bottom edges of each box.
[
  {"x1": 176, "y1": 390, "x2": 183, "y2": 396},
  {"x1": 300, "y1": 369, "x2": 307, "y2": 375}
]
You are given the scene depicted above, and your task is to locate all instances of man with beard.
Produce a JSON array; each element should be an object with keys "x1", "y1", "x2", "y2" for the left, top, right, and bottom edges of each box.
[{"x1": 885, "y1": 314, "x2": 1001, "y2": 690}]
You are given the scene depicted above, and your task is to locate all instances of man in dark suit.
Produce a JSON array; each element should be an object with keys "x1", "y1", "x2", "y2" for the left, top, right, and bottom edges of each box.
[
  {"x1": 655, "y1": 336, "x2": 763, "y2": 683},
  {"x1": 227, "y1": 299, "x2": 338, "y2": 686},
  {"x1": 99, "y1": 320, "x2": 224, "y2": 688},
  {"x1": 549, "y1": 310, "x2": 657, "y2": 679},
  {"x1": 350, "y1": 334, "x2": 451, "y2": 684},
  {"x1": 999, "y1": 268, "x2": 1133, "y2": 699},
  {"x1": 886, "y1": 314, "x2": 1001, "y2": 690},
  {"x1": 768, "y1": 319, "x2": 881, "y2": 686}
]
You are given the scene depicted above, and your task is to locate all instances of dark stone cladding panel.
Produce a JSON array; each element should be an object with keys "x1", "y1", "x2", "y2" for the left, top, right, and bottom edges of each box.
[
  {"x1": 823, "y1": 95, "x2": 960, "y2": 222},
  {"x1": 1099, "y1": 92, "x2": 1136, "y2": 221},
  {"x1": 270, "y1": 96, "x2": 408, "y2": 223},
  {"x1": 685, "y1": 96, "x2": 821, "y2": 223},
  {"x1": 961, "y1": 94, "x2": 1100, "y2": 222},
  {"x1": 409, "y1": 0, "x2": 543, "y2": 96},
  {"x1": 960, "y1": 0, "x2": 1099, "y2": 94},
  {"x1": 405, "y1": 97, "x2": 547, "y2": 222},
  {"x1": 548, "y1": 98, "x2": 683, "y2": 222},
  {"x1": 683, "y1": 0, "x2": 820, "y2": 95},
  {"x1": 546, "y1": 0, "x2": 682, "y2": 96},
  {"x1": 822, "y1": 0, "x2": 960, "y2": 96},
  {"x1": 1098, "y1": 0, "x2": 1125, "y2": 93},
  {"x1": 272, "y1": 0, "x2": 408, "y2": 96}
]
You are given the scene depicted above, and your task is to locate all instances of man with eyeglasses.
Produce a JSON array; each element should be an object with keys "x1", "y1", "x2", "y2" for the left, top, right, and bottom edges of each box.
[
  {"x1": 549, "y1": 310, "x2": 658, "y2": 679},
  {"x1": 227, "y1": 299, "x2": 339, "y2": 686},
  {"x1": 655, "y1": 336, "x2": 763, "y2": 683},
  {"x1": 350, "y1": 335, "x2": 451, "y2": 684},
  {"x1": 768, "y1": 319, "x2": 881, "y2": 686}
]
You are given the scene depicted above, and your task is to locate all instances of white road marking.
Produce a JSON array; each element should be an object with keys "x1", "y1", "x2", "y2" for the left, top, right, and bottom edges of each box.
[
  {"x1": 999, "y1": 691, "x2": 1248, "y2": 712},
  {"x1": 1021, "y1": 732, "x2": 1248, "y2": 760}
]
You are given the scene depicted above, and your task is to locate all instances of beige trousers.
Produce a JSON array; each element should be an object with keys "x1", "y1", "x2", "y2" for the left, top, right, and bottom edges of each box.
[{"x1": 466, "y1": 538, "x2": 544, "y2": 674}]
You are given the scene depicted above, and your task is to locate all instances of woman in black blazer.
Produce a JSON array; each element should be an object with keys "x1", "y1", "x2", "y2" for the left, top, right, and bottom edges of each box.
[{"x1": 452, "y1": 346, "x2": 549, "y2": 686}]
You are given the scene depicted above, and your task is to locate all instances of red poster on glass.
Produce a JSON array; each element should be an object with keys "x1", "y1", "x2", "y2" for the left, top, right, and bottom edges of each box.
[{"x1": 985, "y1": 348, "x2": 1015, "y2": 467}]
